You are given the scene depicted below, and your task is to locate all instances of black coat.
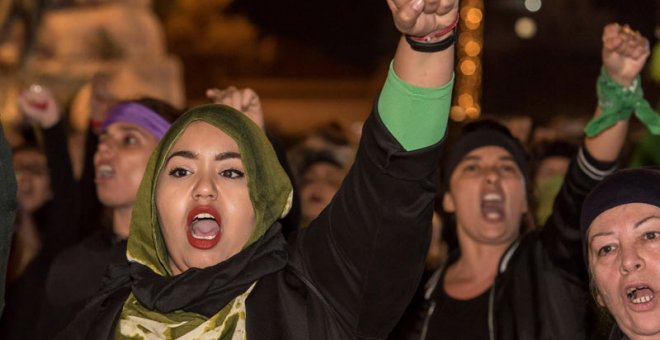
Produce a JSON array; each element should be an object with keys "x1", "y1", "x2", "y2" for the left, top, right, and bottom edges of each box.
[
  {"x1": 390, "y1": 147, "x2": 617, "y2": 340},
  {"x1": 57, "y1": 108, "x2": 442, "y2": 339}
]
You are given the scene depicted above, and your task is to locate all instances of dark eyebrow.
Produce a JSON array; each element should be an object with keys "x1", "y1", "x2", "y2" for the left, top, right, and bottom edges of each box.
[
  {"x1": 216, "y1": 152, "x2": 241, "y2": 161},
  {"x1": 635, "y1": 215, "x2": 660, "y2": 229},
  {"x1": 166, "y1": 150, "x2": 197, "y2": 164}
]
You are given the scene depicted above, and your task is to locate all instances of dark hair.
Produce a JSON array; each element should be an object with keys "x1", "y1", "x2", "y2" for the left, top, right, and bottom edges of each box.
[
  {"x1": 439, "y1": 119, "x2": 536, "y2": 253},
  {"x1": 297, "y1": 149, "x2": 344, "y2": 180}
]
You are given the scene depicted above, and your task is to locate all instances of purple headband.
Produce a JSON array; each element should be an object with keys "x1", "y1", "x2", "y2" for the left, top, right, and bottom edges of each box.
[{"x1": 101, "y1": 102, "x2": 171, "y2": 141}]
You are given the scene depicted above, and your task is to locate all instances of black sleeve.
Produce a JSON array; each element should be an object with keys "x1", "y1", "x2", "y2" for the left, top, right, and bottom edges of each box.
[
  {"x1": 541, "y1": 145, "x2": 617, "y2": 279},
  {"x1": 0, "y1": 124, "x2": 18, "y2": 317},
  {"x1": 40, "y1": 121, "x2": 78, "y2": 254},
  {"x1": 75, "y1": 126, "x2": 103, "y2": 238},
  {"x1": 294, "y1": 108, "x2": 443, "y2": 338}
]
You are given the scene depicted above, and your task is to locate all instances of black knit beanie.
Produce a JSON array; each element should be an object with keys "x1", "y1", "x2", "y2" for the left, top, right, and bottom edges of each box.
[
  {"x1": 443, "y1": 120, "x2": 530, "y2": 191},
  {"x1": 580, "y1": 167, "x2": 660, "y2": 259}
]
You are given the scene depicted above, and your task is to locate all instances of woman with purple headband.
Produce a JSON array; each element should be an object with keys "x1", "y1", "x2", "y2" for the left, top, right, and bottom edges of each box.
[{"x1": 32, "y1": 98, "x2": 179, "y2": 338}]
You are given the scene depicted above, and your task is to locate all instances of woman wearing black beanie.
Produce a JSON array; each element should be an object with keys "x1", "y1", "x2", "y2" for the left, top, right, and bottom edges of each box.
[{"x1": 581, "y1": 167, "x2": 660, "y2": 340}]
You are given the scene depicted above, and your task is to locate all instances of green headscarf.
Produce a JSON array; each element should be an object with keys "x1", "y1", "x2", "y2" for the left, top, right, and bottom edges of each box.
[{"x1": 118, "y1": 104, "x2": 293, "y2": 339}]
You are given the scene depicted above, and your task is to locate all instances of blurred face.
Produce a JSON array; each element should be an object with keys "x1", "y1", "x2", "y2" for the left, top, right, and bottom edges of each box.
[
  {"x1": 299, "y1": 162, "x2": 345, "y2": 225},
  {"x1": 534, "y1": 156, "x2": 570, "y2": 190},
  {"x1": 443, "y1": 146, "x2": 528, "y2": 247},
  {"x1": 94, "y1": 122, "x2": 159, "y2": 209},
  {"x1": 13, "y1": 149, "x2": 51, "y2": 213},
  {"x1": 156, "y1": 122, "x2": 255, "y2": 275},
  {"x1": 588, "y1": 203, "x2": 660, "y2": 340}
]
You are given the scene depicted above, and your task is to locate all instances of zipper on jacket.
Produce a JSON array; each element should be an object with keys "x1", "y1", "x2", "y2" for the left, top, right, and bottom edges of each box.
[
  {"x1": 489, "y1": 239, "x2": 520, "y2": 340},
  {"x1": 419, "y1": 300, "x2": 436, "y2": 340}
]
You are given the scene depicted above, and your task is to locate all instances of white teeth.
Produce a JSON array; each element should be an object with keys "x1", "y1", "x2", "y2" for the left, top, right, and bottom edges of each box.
[
  {"x1": 632, "y1": 295, "x2": 652, "y2": 304},
  {"x1": 483, "y1": 193, "x2": 502, "y2": 201},
  {"x1": 627, "y1": 287, "x2": 637, "y2": 295},
  {"x1": 98, "y1": 165, "x2": 113, "y2": 175},
  {"x1": 486, "y1": 212, "x2": 501, "y2": 219},
  {"x1": 193, "y1": 213, "x2": 215, "y2": 221},
  {"x1": 191, "y1": 233, "x2": 217, "y2": 240}
]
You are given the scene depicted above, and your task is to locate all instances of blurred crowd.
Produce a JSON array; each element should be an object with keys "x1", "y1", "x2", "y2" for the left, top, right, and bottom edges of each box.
[{"x1": 0, "y1": 1, "x2": 659, "y2": 339}]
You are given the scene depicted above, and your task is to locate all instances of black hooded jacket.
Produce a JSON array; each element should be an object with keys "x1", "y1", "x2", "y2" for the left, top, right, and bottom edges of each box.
[
  {"x1": 390, "y1": 147, "x2": 616, "y2": 340},
  {"x1": 56, "y1": 107, "x2": 442, "y2": 339}
]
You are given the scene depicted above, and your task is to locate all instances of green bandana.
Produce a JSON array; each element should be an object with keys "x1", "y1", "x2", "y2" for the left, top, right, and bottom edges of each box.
[
  {"x1": 118, "y1": 104, "x2": 293, "y2": 339},
  {"x1": 584, "y1": 67, "x2": 660, "y2": 137}
]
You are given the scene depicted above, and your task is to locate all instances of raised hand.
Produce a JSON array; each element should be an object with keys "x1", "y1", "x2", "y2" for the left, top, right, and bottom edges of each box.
[
  {"x1": 206, "y1": 86, "x2": 265, "y2": 131},
  {"x1": 89, "y1": 73, "x2": 116, "y2": 126},
  {"x1": 18, "y1": 84, "x2": 60, "y2": 129},
  {"x1": 602, "y1": 23, "x2": 651, "y2": 87},
  {"x1": 386, "y1": 0, "x2": 459, "y2": 37}
]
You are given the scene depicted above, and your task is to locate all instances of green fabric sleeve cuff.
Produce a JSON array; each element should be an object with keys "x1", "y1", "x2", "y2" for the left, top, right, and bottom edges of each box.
[{"x1": 378, "y1": 61, "x2": 454, "y2": 151}]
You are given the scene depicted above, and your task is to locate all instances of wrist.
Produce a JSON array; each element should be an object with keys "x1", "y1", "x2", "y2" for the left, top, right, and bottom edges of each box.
[
  {"x1": 404, "y1": 15, "x2": 460, "y2": 53},
  {"x1": 408, "y1": 15, "x2": 460, "y2": 43}
]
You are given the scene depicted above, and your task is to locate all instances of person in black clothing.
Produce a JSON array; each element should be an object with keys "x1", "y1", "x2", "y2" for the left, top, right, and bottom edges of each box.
[
  {"x1": 36, "y1": 98, "x2": 179, "y2": 337},
  {"x1": 0, "y1": 85, "x2": 77, "y2": 339},
  {"x1": 390, "y1": 23, "x2": 650, "y2": 340},
  {"x1": 581, "y1": 167, "x2": 660, "y2": 340},
  {"x1": 55, "y1": 0, "x2": 458, "y2": 338},
  {"x1": 7, "y1": 144, "x2": 52, "y2": 284}
]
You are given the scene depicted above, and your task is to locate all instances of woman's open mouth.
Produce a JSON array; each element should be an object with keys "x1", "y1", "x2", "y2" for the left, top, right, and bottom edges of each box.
[
  {"x1": 625, "y1": 284, "x2": 656, "y2": 311},
  {"x1": 186, "y1": 206, "x2": 222, "y2": 250}
]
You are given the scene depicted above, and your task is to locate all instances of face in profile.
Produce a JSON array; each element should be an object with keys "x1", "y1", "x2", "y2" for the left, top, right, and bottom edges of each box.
[
  {"x1": 299, "y1": 162, "x2": 345, "y2": 225},
  {"x1": 156, "y1": 121, "x2": 255, "y2": 275},
  {"x1": 443, "y1": 146, "x2": 528, "y2": 246},
  {"x1": 94, "y1": 122, "x2": 159, "y2": 208},
  {"x1": 588, "y1": 203, "x2": 660, "y2": 339},
  {"x1": 13, "y1": 148, "x2": 51, "y2": 214}
]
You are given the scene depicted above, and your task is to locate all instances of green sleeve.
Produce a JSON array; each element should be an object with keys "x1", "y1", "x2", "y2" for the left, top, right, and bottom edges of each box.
[
  {"x1": 378, "y1": 61, "x2": 454, "y2": 151},
  {"x1": 0, "y1": 124, "x2": 17, "y2": 317}
]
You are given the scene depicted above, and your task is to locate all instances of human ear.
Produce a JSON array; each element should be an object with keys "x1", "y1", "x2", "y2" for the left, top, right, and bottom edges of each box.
[{"x1": 443, "y1": 192, "x2": 456, "y2": 213}]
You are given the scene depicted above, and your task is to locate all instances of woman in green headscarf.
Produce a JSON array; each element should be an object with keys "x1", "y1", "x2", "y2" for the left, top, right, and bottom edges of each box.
[{"x1": 56, "y1": 0, "x2": 459, "y2": 338}]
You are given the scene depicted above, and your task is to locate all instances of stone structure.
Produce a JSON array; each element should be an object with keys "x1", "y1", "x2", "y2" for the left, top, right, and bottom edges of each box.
[{"x1": 1, "y1": 0, "x2": 184, "y2": 143}]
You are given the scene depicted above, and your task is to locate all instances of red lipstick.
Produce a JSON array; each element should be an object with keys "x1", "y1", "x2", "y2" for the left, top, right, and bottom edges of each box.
[{"x1": 186, "y1": 206, "x2": 222, "y2": 250}]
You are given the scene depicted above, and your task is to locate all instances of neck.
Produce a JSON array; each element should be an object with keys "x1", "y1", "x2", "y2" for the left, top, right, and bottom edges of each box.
[
  {"x1": 454, "y1": 243, "x2": 508, "y2": 278},
  {"x1": 112, "y1": 205, "x2": 133, "y2": 239},
  {"x1": 450, "y1": 229, "x2": 516, "y2": 281}
]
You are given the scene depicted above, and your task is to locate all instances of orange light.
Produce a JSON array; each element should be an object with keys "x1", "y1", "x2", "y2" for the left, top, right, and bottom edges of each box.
[
  {"x1": 465, "y1": 41, "x2": 481, "y2": 57},
  {"x1": 460, "y1": 59, "x2": 477, "y2": 76},
  {"x1": 458, "y1": 93, "x2": 474, "y2": 108},
  {"x1": 465, "y1": 8, "x2": 483, "y2": 30},
  {"x1": 450, "y1": 106, "x2": 466, "y2": 122},
  {"x1": 465, "y1": 106, "x2": 480, "y2": 119}
]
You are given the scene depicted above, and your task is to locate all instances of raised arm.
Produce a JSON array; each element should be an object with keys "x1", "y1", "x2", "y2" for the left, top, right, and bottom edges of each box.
[
  {"x1": 584, "y1": 23, "x2": 650, "y2": 161},
  {"x1": 543, "y1": 23, "x2": 650, "y2": 277},
  {"x1": 18, "y1": 86, "x2": 78, "y2": 250},
  {"x1": 389, "y1": 0, "x2": 457, "y2": 87},
  {"x1": 294, "y1": 1, "x2": 457, "y2": 338}
]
